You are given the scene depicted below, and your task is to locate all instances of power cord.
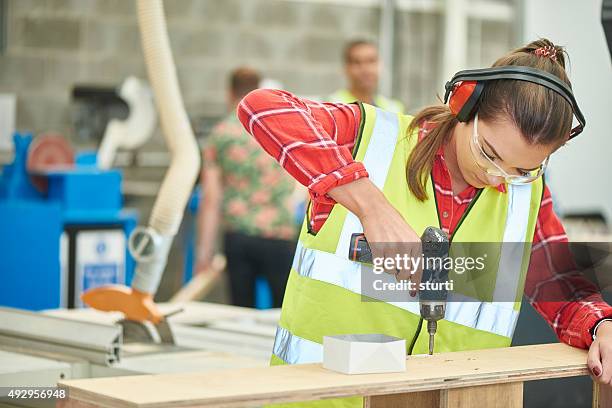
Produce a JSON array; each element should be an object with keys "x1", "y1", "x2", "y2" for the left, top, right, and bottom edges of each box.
[{"x1": 407, "y1": 317, "x2": 424, "y2": 355}]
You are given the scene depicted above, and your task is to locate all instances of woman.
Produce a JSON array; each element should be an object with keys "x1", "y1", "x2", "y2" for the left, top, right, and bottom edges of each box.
[{"x1": 237, "y1": 39, "x2": 612, "y2": 406}]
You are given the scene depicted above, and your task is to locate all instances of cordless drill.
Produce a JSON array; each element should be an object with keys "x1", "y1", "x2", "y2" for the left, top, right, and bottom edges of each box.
[{"x1": 348, "y1": 227, "x2": 450, "y2": 355}]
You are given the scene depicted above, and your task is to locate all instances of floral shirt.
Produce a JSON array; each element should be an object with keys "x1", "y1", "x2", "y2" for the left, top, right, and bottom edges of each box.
[{"x1": 203, "y1": 113, "x2": 298, "y2": 240}]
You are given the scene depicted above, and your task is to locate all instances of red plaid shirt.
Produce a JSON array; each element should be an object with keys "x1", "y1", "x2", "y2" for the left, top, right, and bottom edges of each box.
[{"x1": 237, "y1": 88, "x2": 612, "y2": 349}]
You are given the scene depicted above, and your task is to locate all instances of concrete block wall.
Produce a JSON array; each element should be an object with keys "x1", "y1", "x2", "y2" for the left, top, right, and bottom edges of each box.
[
  {"x1": 0, "y1": 0, "x2": 515, "y2": 141},
  {"x1": 395, "y1": 9, "x2": 443, "y2": 115},
  {"x1": 0, "y1": 0, "x2": 375, "y2": 140}
]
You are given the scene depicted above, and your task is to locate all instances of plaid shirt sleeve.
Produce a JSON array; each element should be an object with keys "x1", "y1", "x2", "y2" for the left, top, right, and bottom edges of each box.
[
  {"x1": 236, "y1": 89, "x2": 369, "y2": 230},
  {"x1": 525, "y1": 185, "x2": 612, "y2": 349}
]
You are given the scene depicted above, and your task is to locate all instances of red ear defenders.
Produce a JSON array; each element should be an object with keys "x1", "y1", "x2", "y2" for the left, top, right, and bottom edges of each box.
[{"x1": 443, "y1": 66, "x2": 586, "y2": 139}]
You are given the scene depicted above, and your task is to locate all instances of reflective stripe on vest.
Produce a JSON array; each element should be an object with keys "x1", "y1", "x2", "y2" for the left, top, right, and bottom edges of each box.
[
  {"x1": 273, "y1": 326, "x2": 322, "y2": 365},
  {"x1": 494, "y1": 183, "x2": 532, "y2": 300},
  {"x1": 292, "y1": 241, "x2": 519, "y2": 338},
  {"x1": 271, "y1": 305, "x2": 517, "y2": 365}
]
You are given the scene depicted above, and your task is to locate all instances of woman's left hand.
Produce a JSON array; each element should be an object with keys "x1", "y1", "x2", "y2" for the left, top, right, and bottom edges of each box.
[{"x1": 588, "y1": 321, "x2": 612, "y2": 386}]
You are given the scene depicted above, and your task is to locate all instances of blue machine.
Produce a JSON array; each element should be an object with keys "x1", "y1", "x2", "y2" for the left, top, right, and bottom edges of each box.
[{"x1": 0, "y1": 133, "x2": 137, "y2": 310}]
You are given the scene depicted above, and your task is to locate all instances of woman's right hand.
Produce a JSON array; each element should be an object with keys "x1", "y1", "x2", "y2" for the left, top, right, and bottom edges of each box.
[{"x1": 328, "y1": 178, "x2": 423, "y2": 296}]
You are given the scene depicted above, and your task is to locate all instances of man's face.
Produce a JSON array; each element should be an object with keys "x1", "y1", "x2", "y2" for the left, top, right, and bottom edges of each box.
[{"x1": 345, "y1": 44, "x2": 379, "y2": 93}]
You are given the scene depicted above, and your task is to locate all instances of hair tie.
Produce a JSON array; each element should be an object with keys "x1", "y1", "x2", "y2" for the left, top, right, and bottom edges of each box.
[{"x1": 534, "y1": 46, "x2": 557, "y2": 62}]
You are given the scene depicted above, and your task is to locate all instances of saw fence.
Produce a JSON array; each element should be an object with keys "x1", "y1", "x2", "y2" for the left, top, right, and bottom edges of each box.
[{"x1": 58, "y1": 343, "x2": 607, "y2": 408}]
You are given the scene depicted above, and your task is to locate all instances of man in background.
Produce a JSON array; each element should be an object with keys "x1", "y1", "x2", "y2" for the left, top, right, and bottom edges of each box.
[
  {"x1": 197, "y1": 67, "x2": 298, "y2": 308},
  {"x1": 329, "y1": 39, "x2": 405, "y2": 113}
]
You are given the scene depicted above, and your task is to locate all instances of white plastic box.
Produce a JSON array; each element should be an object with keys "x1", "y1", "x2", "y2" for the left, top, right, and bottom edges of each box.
[{"x1": 322, "y1": 334, "x2": 406, "y2": 375}]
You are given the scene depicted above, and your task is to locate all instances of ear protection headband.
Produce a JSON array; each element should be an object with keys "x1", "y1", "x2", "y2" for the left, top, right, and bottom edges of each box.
[{"x1": 443, "y1": 65, "x2": 586, "y2": 139}]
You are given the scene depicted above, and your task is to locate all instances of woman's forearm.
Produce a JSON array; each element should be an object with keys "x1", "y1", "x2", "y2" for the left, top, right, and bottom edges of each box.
[{"x1": 328, "y1": 178, "x2": 390, "y2": 220}]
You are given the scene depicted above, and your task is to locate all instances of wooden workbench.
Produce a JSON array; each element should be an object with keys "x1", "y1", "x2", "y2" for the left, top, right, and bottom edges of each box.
[{"x1": 58, "y1": 343, "x2": 606, "y2": 408}]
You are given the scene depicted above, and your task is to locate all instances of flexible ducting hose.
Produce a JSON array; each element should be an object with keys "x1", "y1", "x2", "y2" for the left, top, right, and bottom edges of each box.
[
  {"x1": 97, "y1": 76, "x2": 157, "y2": 170},
  {"x1": 131, "y1": 0, "x2": 201, "y2": 293}
]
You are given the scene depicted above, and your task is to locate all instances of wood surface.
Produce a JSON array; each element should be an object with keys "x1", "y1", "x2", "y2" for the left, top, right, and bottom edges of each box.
[
  {"x1": 364, "y1": 390, "x2": 440, "y2": 408},
  {"x1": 365, "y1": 383, "x2": 522, "y2": 408},
  {"x1": 593, "y1": 381, "x2": 612, "y2": 408},
  {"x1": 60, "y1": 343, "x2": 589, "y2": 408},
  {"x1": 441, "y1": 383, "x2": 523, "y2": 408},
  {"x1": 57, "y1": 398, "x2": 102, "y2": 408}
]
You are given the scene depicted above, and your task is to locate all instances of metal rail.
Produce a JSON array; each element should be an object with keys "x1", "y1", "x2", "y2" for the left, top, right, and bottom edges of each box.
[{"x1": 0, "y1": 307, "x2": 122, "y2": 365}]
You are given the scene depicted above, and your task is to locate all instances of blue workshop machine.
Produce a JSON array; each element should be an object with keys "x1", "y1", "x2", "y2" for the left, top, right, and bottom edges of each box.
[{"x1": 0, "y1": 133, "x2": 137, "y2": 310}]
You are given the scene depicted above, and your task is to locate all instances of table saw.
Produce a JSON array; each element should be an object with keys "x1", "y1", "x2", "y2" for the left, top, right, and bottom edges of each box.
[{"x1": 0, "y1": 302, "x2": 279, "y2": 407}]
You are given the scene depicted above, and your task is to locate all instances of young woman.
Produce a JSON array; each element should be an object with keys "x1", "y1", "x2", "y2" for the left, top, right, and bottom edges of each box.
[{"x1": 237, "y1": 39, "x2": 612, "y2": 406}]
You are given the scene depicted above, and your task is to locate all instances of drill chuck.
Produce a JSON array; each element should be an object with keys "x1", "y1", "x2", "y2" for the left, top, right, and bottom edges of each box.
[{"x1": 419, "y1": 302, "x2": 446, "y2": 322}]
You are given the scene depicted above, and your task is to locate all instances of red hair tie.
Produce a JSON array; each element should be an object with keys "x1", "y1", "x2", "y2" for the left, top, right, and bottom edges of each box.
[{"x1": 534, "y1": 46, "x2": 557, "y2": 62}]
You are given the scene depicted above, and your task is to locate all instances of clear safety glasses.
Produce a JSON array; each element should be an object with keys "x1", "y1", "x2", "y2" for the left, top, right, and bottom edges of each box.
[{"x1": 470, "y1": 113, "x2": 548, "y2": 185}]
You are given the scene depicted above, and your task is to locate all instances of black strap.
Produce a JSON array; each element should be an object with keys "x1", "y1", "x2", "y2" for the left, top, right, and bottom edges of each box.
[{"x1": 444, "y1": 66, "x2": 586, "y2": 139}]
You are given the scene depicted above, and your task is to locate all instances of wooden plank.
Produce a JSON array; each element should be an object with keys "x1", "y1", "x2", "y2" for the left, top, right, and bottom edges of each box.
[
  {"x1": 364, "y1": 391, "x2": 440, "y2": 408},
  {"x1": 57, "y1": 399, "x2": 102, "y2": 408},
  {"x1": 441, "y1": 383, "x2": 522, "y2": 408},
  {"x1": 593, "y1": 381, "x2": 612, "y2": 408},
  {"x1": 60, "y1": 343, "x2": 589, "y2": 408}
]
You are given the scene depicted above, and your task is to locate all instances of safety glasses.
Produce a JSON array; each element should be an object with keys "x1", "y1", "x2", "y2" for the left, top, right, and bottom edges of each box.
[{"x1": 470, "y1": 113, "x2": 548, "y2": 185}]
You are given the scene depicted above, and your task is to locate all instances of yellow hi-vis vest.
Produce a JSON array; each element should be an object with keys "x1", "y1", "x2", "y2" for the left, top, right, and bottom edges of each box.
[
  {"x1": 269, "y1": 104, "x2": 543, "y2": 408},
  {"x1": 329, "y1": 89, "x2": 405, "y2": 114}
]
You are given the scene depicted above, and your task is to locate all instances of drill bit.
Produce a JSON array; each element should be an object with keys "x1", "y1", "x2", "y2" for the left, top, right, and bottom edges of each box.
[
  {"x1": 427, "y1": 320, "x2": 437, "y2": 355},
  {"x1": 429, "y1": 333, "x2": 435, "y2": 355}
]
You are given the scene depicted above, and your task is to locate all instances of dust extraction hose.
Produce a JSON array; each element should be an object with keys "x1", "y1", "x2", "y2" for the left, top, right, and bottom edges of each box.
[{"x1": 131, "y1": 0, "x2": 201, "y2": 294}]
